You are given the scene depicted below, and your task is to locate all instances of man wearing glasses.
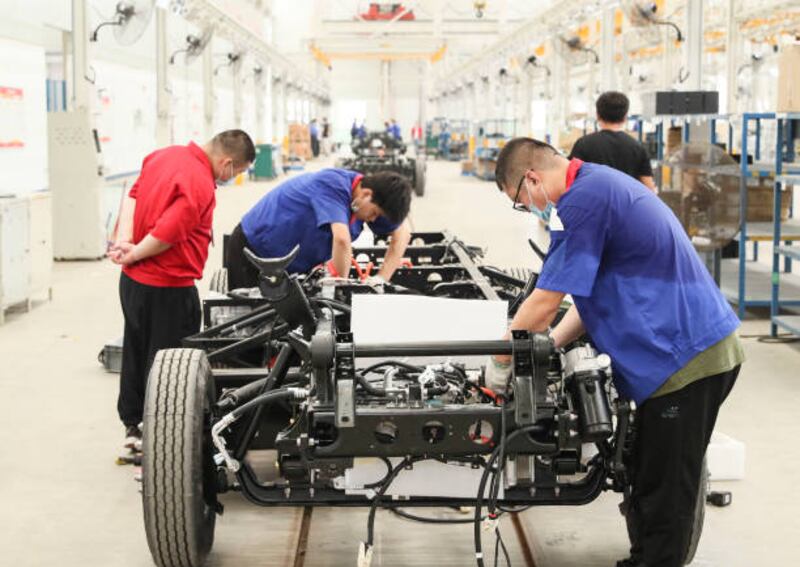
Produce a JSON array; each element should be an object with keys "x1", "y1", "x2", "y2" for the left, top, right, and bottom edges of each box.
[{"x1": 485, "y1": 137, "x2": 743, "y2": 567}]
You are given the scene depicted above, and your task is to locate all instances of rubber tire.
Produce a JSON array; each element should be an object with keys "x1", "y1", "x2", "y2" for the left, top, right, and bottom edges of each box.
[
  {"x1": 414, "y1": 158, "x2": 426, "y2": 197},
  {"x1": 143, "y1": 349, "x2": 217, "y2": 567},
  {"x1": 209, "y1": 268, "x2": 228, "y2": 294},
  {"x1": 684, "y1": 456, "x2": 708, "y2": 565}
]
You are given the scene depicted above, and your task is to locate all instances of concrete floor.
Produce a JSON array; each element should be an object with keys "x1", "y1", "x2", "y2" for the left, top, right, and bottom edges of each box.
[{"x1": 1, "y1": 158, "x2": 799, "y2": 567}]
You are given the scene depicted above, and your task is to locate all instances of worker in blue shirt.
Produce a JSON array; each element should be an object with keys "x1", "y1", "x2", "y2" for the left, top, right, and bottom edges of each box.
[
  {"x1": 390, "y1": 119, "x2": 402, "y2": 141},
  {"x1": 485, "y1": 138, "x2": 743, "y2": 567},
  {"x1": 438, "y1": 122, "x2": 450, "y2": 159},
  {"x1": 350, "y1": 119, "x2": 359, "y2": 139},
  {"x1": 225, "y1": 169, "x2": 413, "y2": 289}
]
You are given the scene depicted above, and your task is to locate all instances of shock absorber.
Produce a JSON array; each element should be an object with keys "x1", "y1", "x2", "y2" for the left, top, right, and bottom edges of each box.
[{"x1": 562, "y1": 345, "x2": 614, "y2": 443}]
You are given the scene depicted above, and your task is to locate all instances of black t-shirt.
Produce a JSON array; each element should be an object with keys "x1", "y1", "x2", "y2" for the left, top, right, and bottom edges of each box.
[{"x1": 568, "y1": 130, "x2": 653, "y2": 180}]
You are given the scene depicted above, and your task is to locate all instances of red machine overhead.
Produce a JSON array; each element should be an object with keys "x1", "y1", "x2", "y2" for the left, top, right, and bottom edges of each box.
[{"x1": 360, "y1": 3, "x2": 416, "y2": 21}]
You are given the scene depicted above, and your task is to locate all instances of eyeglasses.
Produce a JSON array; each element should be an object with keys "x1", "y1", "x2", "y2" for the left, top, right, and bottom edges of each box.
[{"x1": 512, "y1": 173, "x2": 529, "y2": 212}]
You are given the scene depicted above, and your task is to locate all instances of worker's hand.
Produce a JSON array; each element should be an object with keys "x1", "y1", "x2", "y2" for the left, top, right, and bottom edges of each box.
[
  {"x1": 108, "y1": 241, "x2": 138, "y2": 266},
  {"x1": 365, "y1": 275, "x2": 386, "y2": 293},
  {"x1": 484, "y1": 356, "x2": 512, "y2": 393}
]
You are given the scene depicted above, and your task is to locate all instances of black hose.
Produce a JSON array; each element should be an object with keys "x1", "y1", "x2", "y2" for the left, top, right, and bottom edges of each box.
[
  {"x1": 366, "y1": 456, "x2": 424, "y2": 548},
  {"x1": 312, "y1": 298, "x2": 352, "y2": 313},
  {"x1": 230, "y1": 388, "x2": 298, "y2": 420},
  {"x1": 390, "y1": 508, "x2": 479, "y2": 525},
  {"x1": 473, "y1": 425, "x2": 547, "y2": 567},
  {"x1": 363, "y1": 457, "x2": 393, "y2": 489}
]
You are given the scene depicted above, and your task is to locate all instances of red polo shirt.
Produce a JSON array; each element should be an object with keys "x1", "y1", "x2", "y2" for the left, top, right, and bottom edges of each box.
[{"x1": 123, "y1": 142, "x2": 216, "y2": 287}]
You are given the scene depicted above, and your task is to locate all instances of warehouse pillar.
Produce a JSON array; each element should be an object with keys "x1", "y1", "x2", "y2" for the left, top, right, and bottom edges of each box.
[
  {"x1": 418, "y1": 60, "x2": 429, "y2": 132},
  {"x1": 70, "y1": 0, "x2": 90, "y2": 112},
  {"x1": 522, "y1": 72, "x2": 533, "y2": 137},
  {"x1": 724, "y1": 0, "x2": 738, "y2": 115},
  {"x1": 254, "y1": 65, "x2": 265, "y2": 143},
  {"x1": 202, "y1": 38, "x2": 214, "y2": 139},
  {"x1": 380, "y1": 60, "x2": 392, "y2": 121},
  {"x1": 155, "y1": 7, "x2": 170, "y2": 146},
  {"x1": 600, "y1": 7, "x2": 615, "y2": 93},
  {"x1": 550, "y1": 39, "x2": 568, "y2": 148},
  {"x1": 232, "y1": 55, "x2": 243, "y2": 127},
  {"x1": 685, "y1": 0, "x2": 703, "y2": 90}
]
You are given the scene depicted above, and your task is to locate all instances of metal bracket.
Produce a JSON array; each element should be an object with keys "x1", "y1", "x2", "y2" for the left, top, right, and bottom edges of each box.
[
  {"x1": 335, "y1": 332, "x2": 356, "y2": 428},
  {"x1": 512, "y1": 330, "x2": 535, "y2": 425}
]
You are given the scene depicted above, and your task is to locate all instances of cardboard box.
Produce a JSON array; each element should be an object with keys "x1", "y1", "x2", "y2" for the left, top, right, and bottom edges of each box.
[
  {"x1": 557, "y1": 128, "x2": 584, "y2": 154},
  {"x1": 666, "y1": 126, "x2": 683, "y2": 157},
  {"x1": 746, "y1": 183, "x2": 793, "y2": 222},
  {"x1": 777, "y1": 44, "x2": 800, "y2": 112},
  {"x1": 461, "y1": 160, "x2": 475, "y2": 174}
]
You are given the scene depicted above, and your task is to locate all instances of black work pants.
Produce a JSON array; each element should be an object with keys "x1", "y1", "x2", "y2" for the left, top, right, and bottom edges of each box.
[
  {"x1": 225, "y1": 223, "x2": 260, "y2": 290},
  {"x1": 625, "y1": 366, "x2": 739, "y2": 567},
  {"x1": 117, "y1": 273, "x2": 201, "y2": 427}
]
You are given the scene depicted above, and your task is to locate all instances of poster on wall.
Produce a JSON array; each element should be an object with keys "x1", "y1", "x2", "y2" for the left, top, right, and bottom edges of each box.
[{"x1": 0, "y1": 86, "x2": 26, "y2": 149}]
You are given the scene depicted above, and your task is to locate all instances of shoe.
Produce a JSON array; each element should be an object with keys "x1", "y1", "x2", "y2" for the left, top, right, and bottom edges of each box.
[{"x1": 123, "y1": 424, "x2": 142, "y2": 451}]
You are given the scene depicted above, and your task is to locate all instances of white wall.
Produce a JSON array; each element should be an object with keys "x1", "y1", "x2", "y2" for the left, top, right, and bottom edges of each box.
[
  {"x1": 0, "y1": 37, "x2": 48, "y2": 196},
  {"x1": 329, "y1": 59, "x2": 421, "y2": 143}
]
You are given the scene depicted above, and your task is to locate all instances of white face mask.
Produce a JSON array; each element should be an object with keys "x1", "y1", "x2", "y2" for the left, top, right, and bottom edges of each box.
[
  {"x1": 525, "y1": 179, "x2": 555, "y2": 223},
  {"x1": 216, "y1": 162, "x2": 235, "y2": 186}
]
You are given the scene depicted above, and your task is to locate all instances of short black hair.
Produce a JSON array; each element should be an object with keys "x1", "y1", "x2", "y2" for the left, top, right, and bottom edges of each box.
[
  {"x1": 212, "y1": 129, "x2": 256, "y2": 165},
  {"x1": 362, "y1": 171, "x2": 412, "y2": 223},
  {"x1": 495, "y1": 137, "x2": 559, "y2": 192},
  {"x1": 596, "y1": 91, "x2": 629, "y2": 123}
]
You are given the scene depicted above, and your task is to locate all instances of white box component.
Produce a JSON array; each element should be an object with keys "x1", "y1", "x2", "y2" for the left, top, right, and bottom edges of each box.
[
  {"x1": 28, "y1": 192, "x2": 52, "y2": 300},
  {"x1": 706, "y1": 431, "x2": 746, "y2": 481},
  {"x1": 351, "y1": 295, "x2": 508, "y2": 343},
  {"x1": 337, "y1": 457, "x2": 502, "y2": 499},
  {"x1": 0, "y1": 197, "x2": 32, "y2": 323},
  {"x1": 48, "y1": 110, "x2": 105, "y2": 259}
]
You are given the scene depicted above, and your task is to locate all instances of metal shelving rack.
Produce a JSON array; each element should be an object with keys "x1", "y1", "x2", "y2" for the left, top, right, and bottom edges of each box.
[
  {"x1": 770, "y1": 113, "x2": 800, "y2": 337},
  {"x1": 735, "y1": 113, "x2": 800, "y2": 320}
]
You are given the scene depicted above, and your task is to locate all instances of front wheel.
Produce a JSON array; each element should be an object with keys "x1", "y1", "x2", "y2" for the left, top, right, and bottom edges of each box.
[
  {"x1": 142, "y1": 349, "x2": 218, "y2": 567},
  {"x1": 414, "y1": 159, "x2": 426, "y2": 197}
]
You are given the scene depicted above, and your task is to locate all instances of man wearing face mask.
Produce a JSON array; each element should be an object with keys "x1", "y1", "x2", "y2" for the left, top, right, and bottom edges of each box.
[
  {"x1": 485, "y1": 138, "x2": 743, "y2": 567},
  {"x1": 225, "y1": 168, "x2": 412, "y2": 290},
  {"x1": 108, "y1": 129, "x2": 255, "y2": 450}
]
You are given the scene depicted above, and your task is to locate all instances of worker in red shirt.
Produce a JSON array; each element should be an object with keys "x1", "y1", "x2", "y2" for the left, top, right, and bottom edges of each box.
[{"x1": 108, "y1": 130, "x2": 255, "y2": 450}]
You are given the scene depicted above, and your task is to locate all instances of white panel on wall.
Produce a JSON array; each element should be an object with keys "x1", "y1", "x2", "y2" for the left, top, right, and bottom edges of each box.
[
  {"x1": 171, "y1": 78, "x2": 204, "y2": 144},
  {"x1": 92, "y1": 61, "x2": 157, "y2": 176},
  {"x1": 214, "y1": 88, "x2": 235, "y2": 132},
  {"x1": 0, "y1": 38, "x2": 48, "y2": 196}
]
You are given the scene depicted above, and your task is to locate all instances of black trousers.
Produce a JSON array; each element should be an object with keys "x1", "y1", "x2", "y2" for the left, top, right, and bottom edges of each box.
[
  {"x1": 625, "y1": 366, "x2": 739, "y2": 567},
  {"x1": 117, "y1": 272, "x2": 201, "y2": 427},
  {"x1": 225, "y1": 223, "x2": 260, "y2": 290}
]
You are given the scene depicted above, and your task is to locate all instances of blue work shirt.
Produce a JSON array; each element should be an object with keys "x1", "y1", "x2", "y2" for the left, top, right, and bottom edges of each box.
[
  {"x1": 536, "y1": 162, "x2": 740, "y2": 405},
  {"x1": 240, "y1": 168, "x2": 399, "y2": 274}
]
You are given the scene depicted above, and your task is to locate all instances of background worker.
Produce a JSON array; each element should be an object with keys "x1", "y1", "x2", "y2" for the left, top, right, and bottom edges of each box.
[
  {"x1": 109, "y1": 130, "x2": 256, "y2": 449},
  {"x1": 485, "y1": 137, "x2": 743, "y2": 567},
  {"x1": 569, "y1": 91, "x2": 657, "y2": 192},
  {"x1": 321, "y1": 117, "x2": 331, "y2": 155},
  {"x1": 389, "y1": 119, "x2": 402, "y2": 141},
  {"x1": 310, "y1": 118, "x2": 320, "y2": 158},
  {"x1": 225, "y1": 169, "x2": 413, "y2": 289}
]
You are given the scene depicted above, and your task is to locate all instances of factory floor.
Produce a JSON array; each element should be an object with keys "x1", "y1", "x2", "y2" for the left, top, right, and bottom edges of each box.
[{"x1": 1, "y1": 157, "x2": 799, "y2": 567}]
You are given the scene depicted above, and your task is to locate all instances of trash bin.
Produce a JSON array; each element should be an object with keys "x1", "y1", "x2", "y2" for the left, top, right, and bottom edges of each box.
[{"x1": 253, "y1": 144, "x2": 275, "y2": 179}]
